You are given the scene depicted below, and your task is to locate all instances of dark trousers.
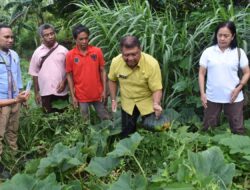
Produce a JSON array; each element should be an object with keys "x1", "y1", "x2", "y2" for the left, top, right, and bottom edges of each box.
[
  {"x1": 203, "y1": 100, "x2": 244, "y2": 134},
  {"x1": 41, "y1": 94, "x2": 68, "y2": 113},
  {"x1": 121, "y1": 106, "x2": 152, "y2": 138}
]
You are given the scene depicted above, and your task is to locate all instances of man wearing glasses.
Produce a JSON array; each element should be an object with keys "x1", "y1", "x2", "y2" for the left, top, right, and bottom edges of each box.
[
  {"x1": 0, "y1": 24, "x2": 28, "y2": 157},
  {"x1": 29, "y1": 24, "x2": 68, "y2": 113},
  {"x1": 108, "y1": 35, "x2": 163, "y2": 138}
]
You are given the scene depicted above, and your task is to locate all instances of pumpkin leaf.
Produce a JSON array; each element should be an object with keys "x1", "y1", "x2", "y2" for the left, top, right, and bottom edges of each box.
[
  {"x1": 0, "y1": 173, "x2": 61, "y2": 190},
  {"x1": 188, "y1": 146, "x2": 235, "y2": 188},
  {"x1": 0, "y1": 174, "x2": 35, "y2": 190},
  {"x1": 51, "y1": 99, "x2": 68, "y2": 110},
  {"x1": 36, "y1": 142, "x2": 85, "y2": 178},
  {"x1": 108, "y1": 132, "x2": 143, "y2": 157},
  {"x1": 219, "y1": 135, "x2": 250, "y2": 155},
  {"x1": 108, "y1": 171, "x2": 147, "y2": 190},
  {"x1": 85, "y1": 156, "x2": 120, "y2": 177}
]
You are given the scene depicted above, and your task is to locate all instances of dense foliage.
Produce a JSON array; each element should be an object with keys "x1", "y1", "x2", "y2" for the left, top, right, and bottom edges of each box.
[{"x1": 0, "y1": 0, "x2": 250, "y2": 189}]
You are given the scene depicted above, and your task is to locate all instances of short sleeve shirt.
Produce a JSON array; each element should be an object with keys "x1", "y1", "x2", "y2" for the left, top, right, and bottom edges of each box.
[
  {"x1": 108, "y1": 52, "x2": 162, "y2": 116},
  {"x1": 199, "y1": 45, "x2": 249, "y2": 103},
  {"x1": 29, "y1": 43, "x2": 68, "y2": 96},
  {"x1": 0, "y1": 49, "x2": 22, "y2": 99},
  {"x1": 66, "y1": 45, "x2": 105, "y2": 102}
]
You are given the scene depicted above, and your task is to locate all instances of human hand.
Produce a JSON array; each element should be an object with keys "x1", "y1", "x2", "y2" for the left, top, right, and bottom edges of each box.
[
  {"x1": 200, "y1": 93, "x2": 207, "y2": 108},
  {"x1": 16, "y1": 91, "x2": 30, "y2": 103},
  {"x1": 72, "y1": 95, "x2": 78, "y2": 108},
  {"x1": 101, "y1": 91, "x2": 106, "y2": 102},
  {"x1": 35, "y1": 93, "x2": 41, "y2": 105},
  {"x1": 231, "y1": 87, "x2": 241, "y2": 103},
  {"x1": 153, "y1": 103, "x2": 162, "y2": 119},
  {"x1": 111, "y1": 100, "x2": 117, "y2": 112},
  {"x1": 56, "y1": 81, "x2": 66, "y2": 93}
]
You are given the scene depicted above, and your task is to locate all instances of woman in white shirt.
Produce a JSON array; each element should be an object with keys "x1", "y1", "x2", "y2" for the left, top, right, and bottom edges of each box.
[{"x1": 199, "y1": 21, "x2": 250, "y2": 134}]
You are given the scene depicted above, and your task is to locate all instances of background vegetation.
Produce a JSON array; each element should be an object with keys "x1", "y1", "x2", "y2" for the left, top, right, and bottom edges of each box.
[{"x1": 0, "y1": 0, "x2": 250, "y2": 189}]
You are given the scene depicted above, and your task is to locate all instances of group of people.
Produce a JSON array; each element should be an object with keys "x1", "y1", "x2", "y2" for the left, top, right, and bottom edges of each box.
[{"x1": 0, "y1": 20, "x2": 249, "y2": 158}]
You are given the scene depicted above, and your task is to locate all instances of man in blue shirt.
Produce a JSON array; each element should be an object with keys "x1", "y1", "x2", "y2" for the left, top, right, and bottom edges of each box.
[{"x1": 0, "y1": 24, "x2": 27, "y2": 158}]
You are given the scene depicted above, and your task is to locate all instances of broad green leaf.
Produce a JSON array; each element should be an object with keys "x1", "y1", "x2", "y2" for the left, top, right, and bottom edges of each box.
[
  {"x1": 172, "y1": 80, "x2": 188, "y2": 93},
  {"x1": 243, "y1": 155, "x2": 250, "y2": 161},
  {"x1": 0, "y1": 173, "x2": 61, "y2": 190},
  {"x1": 151, "y1": 168, "x2": 169, "y2": 183},
  {"x1": 108, "y1": 171, "x2": 147, "y2": 190},
  {"x1": 36, "y1": 142, "x2": 84, "y2": 178},
  {"x1": 219, "y1": 135, "x2": 250, "y2": 155},
  {"x1": 178, "y1": 108, "x2": 200, "y2": 124},
  {"x1": 108, "y1": 132, "x2": 143, "y2": 157},
  {"x1": 179, "y1": 57, "x2": 190, "y2": 70},
  {"x1": 85, "y1": 156, "x2": 120, "y2": 177},
  {"x1": 211, "y1": 133, "x2": 231, "y2": 143},
  {"x1": 163, "y1": 108, "x2": 180, "y2": 121},
  {"x1": 52, "y1": 99, "x2": 68, "y2": 109},
  {"x1": 33, "y1": 173, "x2": 61, "y2": 190},
  {"x1": 165, "y1": 183, "x2": 194, "y2": 190},
  {"x1": 62, "y1": 180, "x2": 82, "y2": 190},
  {"x1": 148, "y1": 183, "x2": 193, "y2": 190},
  {"x1": 25, "y1": 158, "x2": 41, "y2": 174},
  {"x1": 0, "y1": 174, "x2": 35, "y2": 190},
  {"x1": 188, "y1": 146, "x2": 235, "y2": 188}
]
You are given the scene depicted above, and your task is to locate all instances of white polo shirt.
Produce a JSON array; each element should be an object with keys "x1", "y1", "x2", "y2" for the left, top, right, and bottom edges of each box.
[{"x1": 199, "y1": 45, "x2": 249, "y2": 103}]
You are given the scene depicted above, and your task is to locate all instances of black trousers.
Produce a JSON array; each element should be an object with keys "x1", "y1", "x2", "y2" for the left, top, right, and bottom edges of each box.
[{"x1": 121, "y1": 106, "x2": 152, "y2": 138}]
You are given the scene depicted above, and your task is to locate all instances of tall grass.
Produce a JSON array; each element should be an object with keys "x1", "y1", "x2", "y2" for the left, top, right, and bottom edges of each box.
[{"x1": 69, "y1": 0, "x2": 250, "y2": 113}]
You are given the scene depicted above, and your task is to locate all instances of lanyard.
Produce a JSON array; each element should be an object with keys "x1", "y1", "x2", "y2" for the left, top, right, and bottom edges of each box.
[{"x1": 0, "y1": 52, "x2": 17, "y2": 98}]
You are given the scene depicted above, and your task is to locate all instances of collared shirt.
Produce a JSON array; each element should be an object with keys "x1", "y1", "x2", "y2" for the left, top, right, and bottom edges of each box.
[
  {"x1": 29, "y1": 42, "x2": 68, "y2": 96},
  {"x1": 0, "y1": 49, "x2": 22, "y2": 99},
  {"x1": 108, "y1": 52, "x2": 162, "y2": 116},
  {"x1": 66, "y1": 45, "x2": 105, "y2": 102},
  {"x1": 199, "y1": 45, "x2": 249, "y2": 103}
]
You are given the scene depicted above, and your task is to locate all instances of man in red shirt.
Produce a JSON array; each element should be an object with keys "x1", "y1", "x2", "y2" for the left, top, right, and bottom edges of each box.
[{"x1": 66, "y1": 24, "x2": 110, "y2": 121}]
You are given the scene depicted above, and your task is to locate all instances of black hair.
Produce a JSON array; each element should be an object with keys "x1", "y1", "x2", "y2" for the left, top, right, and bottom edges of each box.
[
  {"x1": 212, "y1": 21, "x2": 237, "y2": 49},
  {"x1": 120, "y1": 35, "x2": 141, "y2": 49},
  {"x1": 0, "y1": 24, "x2": 11, "y2": 30},
  {"x1": 72, "y1": 24, "x2": 90, "y2": 40}
]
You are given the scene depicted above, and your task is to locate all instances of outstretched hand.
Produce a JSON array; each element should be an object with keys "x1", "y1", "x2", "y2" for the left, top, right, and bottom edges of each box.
[{"x1": 17, "y1": 91, "x2": 30, "y2": 103}]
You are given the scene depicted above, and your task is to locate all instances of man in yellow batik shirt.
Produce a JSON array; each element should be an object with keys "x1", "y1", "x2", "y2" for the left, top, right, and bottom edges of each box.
[{"x1": 108, "y1": 35, "x2": 163, "y2": 138}]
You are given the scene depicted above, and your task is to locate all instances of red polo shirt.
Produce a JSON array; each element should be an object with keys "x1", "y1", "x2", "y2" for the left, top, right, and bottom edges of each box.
[{"x1": 66, "y1": 45, "x2": 105, "y2": 102}]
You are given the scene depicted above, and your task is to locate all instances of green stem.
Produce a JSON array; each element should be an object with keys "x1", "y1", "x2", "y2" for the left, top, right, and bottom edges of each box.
[
  {"x1": 59, "y1": 168, "x2": 64, "y2": 183},
  {"x1": 132, "y1": 155, "x2": 146, "y2": 179}
]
